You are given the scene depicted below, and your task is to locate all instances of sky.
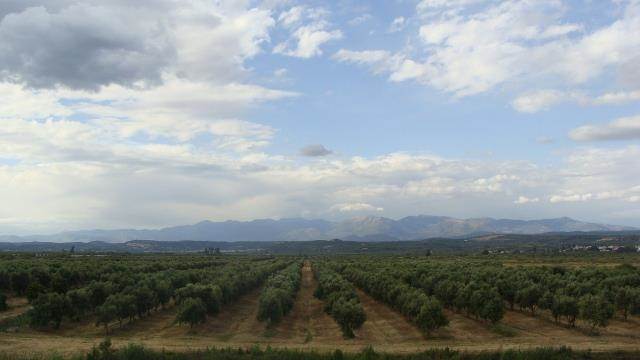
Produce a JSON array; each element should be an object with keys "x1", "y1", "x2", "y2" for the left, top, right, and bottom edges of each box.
[{"x1": 1, "y1": 0, "x2": 640, "y2": 235}]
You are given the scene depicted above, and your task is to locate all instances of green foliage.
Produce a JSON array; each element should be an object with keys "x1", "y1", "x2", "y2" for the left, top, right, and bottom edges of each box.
[
  {"x1": 614, "y1": 286, "x2": 640, "y2": 320},
  {"x1": 551, "y1": 295, "x2": 578, "y2": 327},
  {"x1": 175, "y1": 284, "x2": 221, "y2": 315},
  {"x1": 516, "y1": 284, "x2": 542, "y2": 315},
  {"x1": 579, "y1": 294, "x2": 615, "y2": 332},
  {"x1": 176, "y1": 297, "x2": 207, "y2": 328},
  {"x1": 29, "y1": 292, "x2": 71, "y2": 328},
  {"x1": 11, "y1": 271, "x2": 30, "y2": 295},
  {"x1": 415, "y1": 298, "x2": 448, "y2": 334},
  {"x1": 314, "y1": 263, "x2": 366, "y2": 338},
  {"x1": 101, "y1": 293, "x2": 137, "y2": 327},
  {"x1": 337, "y1": 262, "x2": 448, "y2": 335},
  {"x1": 26, "y1": 281, "x2": 46, "y2": 303},
  {"x1": 67, "y1": 288, "x2": 92, "y2": 321},
  {"x1": 95, "y1": 302, "x2": 118, "y2": 334},
  {"x1": 258, "y1": 262, "x2": 302, "y2": 324},
  {"x1": 0, "y1": 292, "x2": 7, "y2": 311}
]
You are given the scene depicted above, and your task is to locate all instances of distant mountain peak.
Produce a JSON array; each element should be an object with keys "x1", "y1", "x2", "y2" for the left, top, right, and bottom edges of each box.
[{"x1": 0, "y1": 215, "x2": 634, "y2": 243}]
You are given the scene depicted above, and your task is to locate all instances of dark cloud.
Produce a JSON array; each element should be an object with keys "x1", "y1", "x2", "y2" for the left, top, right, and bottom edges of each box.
[
  {"x1": 300, "y1": 144, "x2": 332, "y2": 157},
  {"x1": 0, "y1": 3, "x2": 174, "y2": 90}
]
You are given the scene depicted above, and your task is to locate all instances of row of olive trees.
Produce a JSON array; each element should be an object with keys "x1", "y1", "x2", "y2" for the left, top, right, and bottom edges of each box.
[
  {"x1": 393, "y1": 259, "x2": 640, "y2": 332},
  {"x1": 257, "y1": 261, "x2": 302, "y2": 324},
  {"x1": 336, "y1": 262, "x2": 448, "y2": 336},
  {"x1": 0, "y1": 256, "x2": 225, "y2": 301},
  {"x1": 175, "y1": 259, "x2": 292, "y2": 328},
  {"x1": 313, "y1": 262, "x2": 366, "y2": 338},
  {"x1": 29, "y1": 267, "x2": 193, "y2": 331},
  {"x1": 25, "y1": 258, "x2": 284, "y2": 332}
]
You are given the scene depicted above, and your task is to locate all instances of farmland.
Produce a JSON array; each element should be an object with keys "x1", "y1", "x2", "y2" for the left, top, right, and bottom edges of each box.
[{"x1": 1, "y1": 253, "x2": 640, "y2": 359}]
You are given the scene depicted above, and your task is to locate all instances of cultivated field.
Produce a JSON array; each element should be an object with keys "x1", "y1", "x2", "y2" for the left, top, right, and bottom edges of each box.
[{"x1": 1, "y1": 254, "x2": 639, "y2": 358}]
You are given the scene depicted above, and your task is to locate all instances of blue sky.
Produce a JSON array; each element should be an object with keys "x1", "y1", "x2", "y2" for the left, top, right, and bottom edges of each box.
[{"x1": 0, "y1": 0, "x2": 639, "y2": 234}]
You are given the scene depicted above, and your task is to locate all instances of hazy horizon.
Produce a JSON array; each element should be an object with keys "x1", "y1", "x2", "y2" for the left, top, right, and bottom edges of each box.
[
  {"x1": 1, "y1": 1, "x2": 640, "y2": 235},
  {"x1": 2, "y1": 214, "x2": 636, "y2": 238}
]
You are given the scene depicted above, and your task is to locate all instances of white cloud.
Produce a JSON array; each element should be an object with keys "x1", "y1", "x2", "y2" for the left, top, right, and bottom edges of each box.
[
  {"x1": 337, "y1": 1, "x2": 640, "y2": 98},
  {"x1": 512, "y1": 89, "x2": 640, "y2": 113},
  {"x1": 514, "y1": 196, "x2": 540, "y2": 204},
  {"x1": 550, "y1": 194, "x2": 593, "y2": 203},
  {"x1": 0, "y1": 1, "x2": 277, "y2": 89},
  {"x1": 2, "y1": 140, "x2": 640, "y2": 232},
  {"x1": 512, "y1": 90, "x2": 584, "y2": 113},
  {"x1": 389, "y1": 17, "x2": 406, "y2": 32},
  {"x1": 593, "y1": 90, "x2": 640, "y2": 105},
  {"x1": 330, "y1": 203, "x2": 383, "y2": 213},
  {"x1": 274, "y1": 6, "x2": 342, "y2": 58},
  {"x1": 348, "y1": 14, "x2": 372, "y2": 26},
  {"x1": 570, "y1": 115, "x2": 640, "y2": 141},
  {"x1": 548, "y1": 146, "x2": 640, "y2": 205},
  {"x1": 333, "y1": 49, "x2": 399, "y2": 75},
  {"x1": 278, "y1": 6, "x2": 305, "y2": 27}
]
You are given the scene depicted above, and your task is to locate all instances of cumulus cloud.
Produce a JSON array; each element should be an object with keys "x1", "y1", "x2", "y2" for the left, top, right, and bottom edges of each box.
[
  {"x1": 336, "y1": 1, "x2": 640, "y2": 98},
  {"x1": 274, "y1": 6, "x2": 342, "y2": 58},
  {"x1": 0, "y1": 4, "x2": 172, "y2": 90},
  {"x1": 300, "y1": 144, "x2": 332, "y2": 157},
  {"x1": 0, "y1": 1, "x2": 277, "y2": 90},
  {"x1": 570, "y1": 115, "x2": 640, "y2": 141}
]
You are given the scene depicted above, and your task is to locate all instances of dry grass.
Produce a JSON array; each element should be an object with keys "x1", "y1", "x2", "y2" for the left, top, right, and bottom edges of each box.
[{"x1": 0, "y1": 297, "x2": 29, "y2": 322}]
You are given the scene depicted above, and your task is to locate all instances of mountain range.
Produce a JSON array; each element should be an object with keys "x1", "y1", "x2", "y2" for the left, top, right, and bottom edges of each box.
[{"x1": 0, "y1": 215, "x2": 635, "y2": 243}]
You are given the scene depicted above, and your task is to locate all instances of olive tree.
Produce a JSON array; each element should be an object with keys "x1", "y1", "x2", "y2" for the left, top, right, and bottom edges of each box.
[
  {"x1": 29, "y1": 292, "x2": 71, "y2": 329},
  {"x1": 416, "y1": 298, "x2": 448, "y2": 335},
  {"x1": 176, "y1": 297, "x2": 207, "y2": 328},
  {"x1": 579, "y1": 294, "x2": 614, "y2": 332}
]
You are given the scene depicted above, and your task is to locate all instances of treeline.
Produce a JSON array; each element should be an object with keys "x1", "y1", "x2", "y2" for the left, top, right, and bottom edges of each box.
[
  {"x1": 257, "y1": 261, "x2": 303, "y2": 324},
  {"x1": 313, "y1": 262, "x2": 366, "y2": 338},
  {"x1": 333, "y1": 262, "x2": 448, "y2": 335}
]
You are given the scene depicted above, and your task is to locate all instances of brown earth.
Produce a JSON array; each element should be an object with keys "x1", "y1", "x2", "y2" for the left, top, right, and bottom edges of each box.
[
  {"x1": 0, "y1": 297, "x2": 29, "y2": 322},
  {"x1": 1, "y1": 264, "x2": 640, "y2": 356}
]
